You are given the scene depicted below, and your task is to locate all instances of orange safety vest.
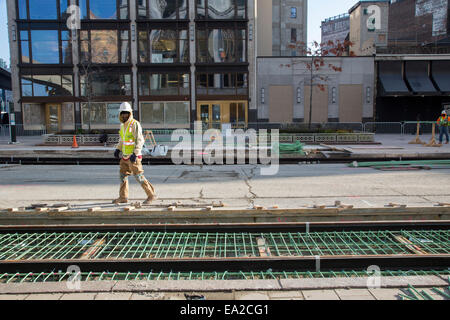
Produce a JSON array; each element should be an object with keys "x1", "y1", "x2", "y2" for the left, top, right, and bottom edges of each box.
[{"x1": 437, "y1": 115, "x2": 449, "y2": 127}]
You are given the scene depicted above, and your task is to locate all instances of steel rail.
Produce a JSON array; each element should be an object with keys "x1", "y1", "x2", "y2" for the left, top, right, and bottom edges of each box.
[
  {"x1": 0, "y1": 255, "x2": 448, "y2": 274},
  {"x1": 0, "y1": 220, "x2": 448, "y2": 234}
]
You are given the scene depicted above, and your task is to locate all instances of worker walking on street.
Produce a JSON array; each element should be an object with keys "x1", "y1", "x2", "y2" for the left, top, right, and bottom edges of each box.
[
  {"x1": 437, "y1": 110, "x2": 449, "y2": 145},
  {"x1": 113, "y1": 102, "x2": 156, "y2": 205}
]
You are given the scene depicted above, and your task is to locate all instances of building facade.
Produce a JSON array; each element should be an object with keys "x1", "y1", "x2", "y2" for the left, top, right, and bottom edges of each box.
[
  {"x1": 349, "y1": 0, "x2": 390, "y2": 56},
  {"x1": 256, "y1": 0, "x2": 307, "y2": 56},
  {"x1": 7, "y1": 0, "x2": 257, "y2": 133},
  {"x1": 257, "y1": 56, "x2": 375, "y2": 123},
  {"x1": 386, "y1": 0, "x2": 450, "y2": 54},
  {"x1": 321, "y1": 13, "x2": 350, "y2": 49}
]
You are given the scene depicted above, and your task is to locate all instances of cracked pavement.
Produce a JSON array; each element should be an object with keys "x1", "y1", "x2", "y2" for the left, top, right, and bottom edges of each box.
[{"x1": 0, "y1": 163, "x2": 449, "y2": 209}]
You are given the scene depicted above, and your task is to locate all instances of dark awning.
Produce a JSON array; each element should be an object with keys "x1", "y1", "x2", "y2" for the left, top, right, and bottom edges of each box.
[
  {"x1": 404, "y1": 61, "x2": 437, "y2": 94},
  {"x1": 378, "y1": 61, "x2": 410, "y2": 96},
  {"x1": 431, "y1": 60, "x2": 450, "y2": 93}
]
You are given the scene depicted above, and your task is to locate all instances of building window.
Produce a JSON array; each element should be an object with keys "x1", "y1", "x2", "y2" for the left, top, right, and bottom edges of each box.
[
  {"x1": 141, "y1": 102, "x2": 189, "y2": 125},
  {"x1": 196, "y1": 0, "x2": 246, "y2": 20},
  {"x1": 196, "y1": 73, "x2": 248, "y2": 95},
  {"x1": 82, "y1": 102, "x2": 126, "y2": 125},
  {"x1": 18, "y1": 0, "x2": 72, "y2": 20},
  {"x1": 138, "y1": 28, "x2": 189, "y2": 63},
  {"x1": 80, "y1": 30, "x2": 129, "y2": 64},
  {"x1": 291, "y1": 29, "x2": 297, "y2": 43},
  {"x1": 21, "y1": 75, "x2": 73, "y2": 97},
  {"x1": 19, "y1": 28, "x2": 72, "y2": 64},
  {"x1": 78, "y1": 0, "x2": 129, "y2": 20},
  {"x1": 137, "y1": 0, "x2": 188, "y2": 19},
  {"x1": 197, "y1": 28, "x2": 247, "y2": 63},
  {"x1": 291, "y1": 7, "x2": 297, "y2": 19},
  {"x1": 81, "y1": 73, "x2": 131, "y2": 97},
  {"x1": 138, "y1": 73, "x2": 190, "y2": 96}
]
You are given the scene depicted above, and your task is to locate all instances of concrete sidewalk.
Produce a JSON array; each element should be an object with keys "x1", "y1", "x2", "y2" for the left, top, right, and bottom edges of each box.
[
  {"x1": 0, "y1": 276, "x2": 448, "y2": 300},
  {"x1": 0, "y1": 134, "x2": 449, "y2": 160}
]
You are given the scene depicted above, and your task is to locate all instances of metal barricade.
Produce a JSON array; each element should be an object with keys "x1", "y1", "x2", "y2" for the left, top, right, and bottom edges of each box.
[
  {"x1": 363, "y1": 122, "x2": 403, "y2": 134},
  {"x1": 0, "y1": 125, "x2": 9, "y2": 137},
  {"x1": 403, "y1": 121, "x2": 435, "y2": 136}
]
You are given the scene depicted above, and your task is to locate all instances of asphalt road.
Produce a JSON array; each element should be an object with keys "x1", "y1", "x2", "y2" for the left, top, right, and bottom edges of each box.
[{"x1": 0, "y1": 163, "x2": 449, "y2": 209}]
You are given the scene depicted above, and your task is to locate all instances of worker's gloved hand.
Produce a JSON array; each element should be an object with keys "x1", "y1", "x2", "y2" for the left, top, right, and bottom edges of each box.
[
  {"x1": 130, "y1": 153, "x2": 137, "y2": 163},
  {"x1": 114, "y1": 149, "x2": 121, "y2": 159}
]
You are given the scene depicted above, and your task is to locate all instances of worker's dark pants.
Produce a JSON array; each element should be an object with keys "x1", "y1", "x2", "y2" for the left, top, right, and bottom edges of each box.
[{"x1": 439, "y1": 126, "x2": 449, "y2": 143}]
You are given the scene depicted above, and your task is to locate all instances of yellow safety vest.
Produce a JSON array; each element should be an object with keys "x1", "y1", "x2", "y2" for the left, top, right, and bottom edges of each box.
[{"x1": 119, "y1": 120, "x2": 136, "y2": 156}]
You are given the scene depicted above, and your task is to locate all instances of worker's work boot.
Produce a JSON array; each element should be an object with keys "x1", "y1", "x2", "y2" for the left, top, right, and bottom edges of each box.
[
  {"x1": 143, "y1": 195, "x2": 157, "y2": 205},
  {"x1": 112, "y1": 198, "x2": 128, "y2": 205}
]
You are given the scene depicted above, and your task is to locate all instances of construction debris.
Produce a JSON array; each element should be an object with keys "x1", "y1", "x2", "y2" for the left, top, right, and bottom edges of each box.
[{"x1": 386, "y1": 203, "x2": 407, "y2": 209}]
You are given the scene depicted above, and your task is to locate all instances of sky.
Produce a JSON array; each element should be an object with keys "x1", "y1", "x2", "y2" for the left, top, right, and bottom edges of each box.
[{"x1": 0, "y1": 0, "x2": 360, "y2": 66}]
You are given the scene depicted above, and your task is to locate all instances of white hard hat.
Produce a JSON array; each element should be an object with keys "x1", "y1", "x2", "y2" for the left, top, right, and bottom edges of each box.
[
  {"x1": 119, "y1": 102, "x2": 133, "y2": 113},
  {"x1": 442, "y1": 110, "x2": 447, "y2": 115}
]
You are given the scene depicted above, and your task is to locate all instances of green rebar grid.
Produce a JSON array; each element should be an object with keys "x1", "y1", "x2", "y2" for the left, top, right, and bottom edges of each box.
[
  {"x1": 0, "y1": 230, "x2": 448, "y2": 261},
  {"x1": 0, "y1": 270, "x2": 448, "y2": 284}
]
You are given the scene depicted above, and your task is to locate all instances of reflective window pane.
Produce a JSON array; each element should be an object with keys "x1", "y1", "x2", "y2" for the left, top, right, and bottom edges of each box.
[
  {"x1": 82, "y1": 103, "x2": 107, "y2": 124},
  {"x1": 236, "y1": 0, "x2": 246, "y2": 18},
  {"x1": 196, "y1": 0, "x2": 206, "y2": 18},
  {"x1": 91, "y1": 30, "x2": 118, "y2": 63},
  {"x1": 150, "y1": 30, "x2": 177, "y2": 63},
  {"x1": 60, "y1": 0, "x2": 69, "y2": 17},
  {"x1": 21, "y1": 41, "x2": 30, "y2": 63},
  {"x1": 138, "y1": 74, "x2": 150, "y2": 95},
  {"x1": 137, "y1": 0, "x2": 147, "y2": 18},
  {"x1": 31, "y1": 30, "x2": 59, "y2": 64},
  {"x1": 119, "y1": 0, "x2": 128, "y2": 19},
  {"x1": 21, "y1": 77, "x2": 33, "y2": 96},
  {"x1": 138, "y1": 31, "x2": 148, "y2": 63},
  {"x1": 29, "y1": 0, "x2": 57, "y2": 19},
  {"x1": 180, "y1": 74, "x2": 190, "y2": 95},
  {"x1": 179, "y1": 0, "x2": 188, "y2": 19},
  {"x1": 120, "y1": 31, "x2": 130, "y2": 63},
  {"x1": 150, "y1": 0, "x2": 176, "y2": 19},
  {"x1": 207, "y1": 0, "x2": 235, "y2": 19},
  {"x1": 166, "y1": 102, "x2": 189, "y2": 124},
  {"x1": 209, "y1": 29, "x2": 235, "y2": 63},
  {"x1": 32, "y1": 75, "x2": 72, "y2": 96},
  {"x1": 61, "y1": 31, "x2": 72, "y2": 64},
  {"x1": 107, "y1": 103, "x2": 121, "y2": 124},
  {"x1": 80, "y1": 0, "x2": 88, "y2": 19},
  {"x1": 89, "y1": 0, "x2": 117, "y2": 19},
  {"x1": 141, "y1": 102, "x2": 164, "y2": 124},
  {"x1": 18, "y1": 0, "x2": 28, "y2": 19}
]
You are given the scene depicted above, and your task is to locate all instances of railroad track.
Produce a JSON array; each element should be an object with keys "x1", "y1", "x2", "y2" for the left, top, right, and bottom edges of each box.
[
  {"x1": 0, "y1": 222, "x2": 448, "y2": 276},
  {"x1": 2, "y1": 156, "x2": 450, "y2": 165}
]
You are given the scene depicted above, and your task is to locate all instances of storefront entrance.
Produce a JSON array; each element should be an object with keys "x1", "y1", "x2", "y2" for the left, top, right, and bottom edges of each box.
[
  {"x1": 45, "y1": 103, "x2": 61, "y2": 133},
  {"x1": 197, "y1": 101, "x2": 248, "y2": 129}
]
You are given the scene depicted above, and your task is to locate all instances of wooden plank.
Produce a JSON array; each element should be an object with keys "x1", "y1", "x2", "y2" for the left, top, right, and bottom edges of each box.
[
  {"x1": 80, "y1": 239, "x2": 106, "y2": 260},
  {"x1": 393, "y1": 236, "x2": 428, "y2": 255},
  {"x1": 51, "y1": 207, "x2": 69, "y2": 212}
]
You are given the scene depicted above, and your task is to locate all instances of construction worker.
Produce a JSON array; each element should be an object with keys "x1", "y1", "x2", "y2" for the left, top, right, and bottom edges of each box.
[
  {"x1": 113, "y1": 102, "x2": 156, "y2": 205},
  {"x1": 437, "y1": 110, "x2": 449, "y2": 145}
]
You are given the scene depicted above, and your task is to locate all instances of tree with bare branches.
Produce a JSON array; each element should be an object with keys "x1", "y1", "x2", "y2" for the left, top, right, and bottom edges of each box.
[{"x1": 285, "y1": 40, "x2": 354, "y2": 128}]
